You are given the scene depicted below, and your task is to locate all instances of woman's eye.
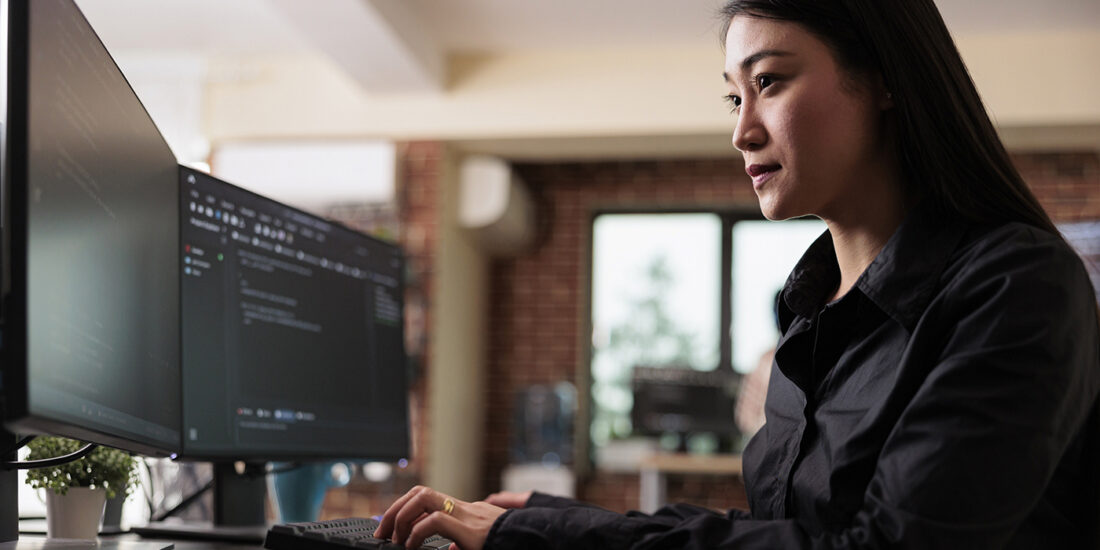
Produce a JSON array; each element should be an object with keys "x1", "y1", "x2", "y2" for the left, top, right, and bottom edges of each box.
[
  {"x1": 756, "y1": 74, "x2": 774, "y2": 89},
  {"x1": 725, "y1": 94, "x2": 742, "y2": 113}
]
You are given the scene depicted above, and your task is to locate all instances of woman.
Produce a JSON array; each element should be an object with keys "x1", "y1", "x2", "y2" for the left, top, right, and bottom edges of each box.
[{"x1": 374, "y1": 0, "x2": 1100, "y2": 548}]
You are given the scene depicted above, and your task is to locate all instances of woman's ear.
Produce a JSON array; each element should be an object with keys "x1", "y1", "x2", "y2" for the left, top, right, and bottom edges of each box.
[{"x1": 874, "y1": 74, "x2": 894, "y2": 110}]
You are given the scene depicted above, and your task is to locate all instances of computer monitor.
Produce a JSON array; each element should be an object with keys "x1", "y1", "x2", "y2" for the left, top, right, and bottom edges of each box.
[
  {"x1": 174, "y1": 166, "x2": 409, "y2": 529},
  {"x1": 631, "y1": 366, "x2": 741, "y2": 452},
  {"x1": 0, "y1": 0, "x2": 181, "y2": 542},
  {"x1": 0, "y1": 0, "x2": 181, "y2": 457}
]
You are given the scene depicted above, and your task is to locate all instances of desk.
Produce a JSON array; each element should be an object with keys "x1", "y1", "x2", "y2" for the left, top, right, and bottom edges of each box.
[
  {"x1": 7, "y1": 524, "x2": 264, "y2": 550},
  {"x1": 638, "y1": 454, "x2": 742, "y2": 513},
  {"x1": 0, "y1": 536, "x2": 259, "y2": 550},
  {"x1": 134, "y1": 536, "x2": 260, "y2": 550}
]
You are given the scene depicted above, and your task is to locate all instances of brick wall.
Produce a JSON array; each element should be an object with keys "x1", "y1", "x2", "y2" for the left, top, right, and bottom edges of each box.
[
  {"x1": 1015, "y1": 152, "x2": 1100, "y2": 222},
  {"x1": 320, "y1": 141, "x2": 442, "y2": 519},
  {"x1": 324, "y1": 147, "x2": 1100, "y2": 518},
  {"x1": 482, "y1": 159, "x2": 758, "y2": 513}
]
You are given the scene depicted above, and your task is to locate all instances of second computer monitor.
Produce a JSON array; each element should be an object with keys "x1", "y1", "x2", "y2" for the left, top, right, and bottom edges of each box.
[{"x1": 179, "y1": 166, "x2": 409, "y2": 461}]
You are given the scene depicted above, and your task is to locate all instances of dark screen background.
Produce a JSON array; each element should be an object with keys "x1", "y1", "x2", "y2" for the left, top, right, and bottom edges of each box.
[
  {"x1": 179, "y1": 167, "x2": 408, "y2": 460},
  {"x1": 21, "y1": 0, "x2": 181, "y2": 451}
]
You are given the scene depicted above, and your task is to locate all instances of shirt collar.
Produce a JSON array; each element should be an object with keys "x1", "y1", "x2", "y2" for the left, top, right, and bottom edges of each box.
[
  {"x1": 779, "y1": 230, "x2": 839, "y2": 326},
  {"x1": 780, "y1": 204, "x2": 966, "y2": 332}
]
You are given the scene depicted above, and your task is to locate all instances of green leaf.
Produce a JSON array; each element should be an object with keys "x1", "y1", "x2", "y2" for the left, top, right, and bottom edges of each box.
[{"x1": 24, "y1": 437, "x2": 137, "y2": 499}]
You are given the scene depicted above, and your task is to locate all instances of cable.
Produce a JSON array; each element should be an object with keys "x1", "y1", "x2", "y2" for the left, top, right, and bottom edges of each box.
[
  {"x1": 0, "y1": 436, "x2": 36, "y2": 457},
  {"x1": 3, "y1": 442, "x2": 98, "y2": 470}
]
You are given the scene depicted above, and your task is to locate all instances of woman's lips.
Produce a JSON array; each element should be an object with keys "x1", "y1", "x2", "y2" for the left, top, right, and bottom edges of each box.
[{"x1": 746, "y1": 164, "x2": 781, "y2": 188}]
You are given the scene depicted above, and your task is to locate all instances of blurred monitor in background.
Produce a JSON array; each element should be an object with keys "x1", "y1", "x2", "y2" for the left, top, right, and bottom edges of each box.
[{"x1": 631, "y1": 366, "x2": 741, "y2": 454}]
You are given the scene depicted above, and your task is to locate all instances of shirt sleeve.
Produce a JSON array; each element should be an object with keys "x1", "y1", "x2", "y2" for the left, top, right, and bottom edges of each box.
[
  {"x1": 484, "y1": 231, "x2": 1100, "y2": 549},
  {"x1": 526, "y1": 491, "x2": 591, "y2": 509},
  {"x1": 487, "y1": 503, "x2": 757, "y2": 549}
]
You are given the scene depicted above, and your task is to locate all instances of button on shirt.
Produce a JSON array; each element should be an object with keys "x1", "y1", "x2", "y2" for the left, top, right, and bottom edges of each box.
[{"x1": 485, "y1": 207, "x2": 1100, "y2": 549}]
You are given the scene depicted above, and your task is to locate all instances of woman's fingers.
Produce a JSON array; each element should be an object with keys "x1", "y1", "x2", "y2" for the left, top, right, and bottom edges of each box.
[
  {"x1": 403, "y1": 501, "x2": 503, "y2": 550},
  {"x1": 375, "y1": 486, "x2": 506, "y2": 550},
  {"x1": 373, "y1": 486, "x2": 414, "y2": 540},
  {"x1": 393, "y1": 487, "x2": 452, "y2": 544},
  {"x1": 375, "y1": 485, "x2": 442, "y2": 541},
  {"x1": 405, "y1": 511, "x2": 463, "y2": 550}
]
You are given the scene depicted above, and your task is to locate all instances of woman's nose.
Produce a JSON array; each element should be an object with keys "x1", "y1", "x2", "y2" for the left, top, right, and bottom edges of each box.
[{"x1": 732, "y1": 102, "x2": 766, "y2": 152}]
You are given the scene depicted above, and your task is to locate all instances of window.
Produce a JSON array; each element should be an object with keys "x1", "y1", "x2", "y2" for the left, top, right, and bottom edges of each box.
[
  {"x1": 731, "y1": 220, "x2": 828, "y2": 373},
  {"x1": 590, "y1": 214, "x2": 722, "y2": 448},
  {"x1": 589, "y1": 212, "x2": 825, "y2": 457}
]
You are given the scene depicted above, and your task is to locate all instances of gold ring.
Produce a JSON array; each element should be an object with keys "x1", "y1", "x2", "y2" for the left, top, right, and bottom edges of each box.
[{"x1": 442, "y1": 498, "x2": 455, "y2": 515}]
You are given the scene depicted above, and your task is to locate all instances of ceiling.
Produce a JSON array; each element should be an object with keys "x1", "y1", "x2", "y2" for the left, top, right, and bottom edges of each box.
[
  {"x1": 65, "y1": 0, "x2": 1100, "y2": 159},
  {"x1": 76, "y1": 0, "x2": 1100, "y2": 58}
]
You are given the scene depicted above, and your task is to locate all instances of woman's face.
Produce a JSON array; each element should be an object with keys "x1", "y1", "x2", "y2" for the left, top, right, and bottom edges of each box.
[{"x1": 724, "y1": 16, "x2": 892, "y2": 222}]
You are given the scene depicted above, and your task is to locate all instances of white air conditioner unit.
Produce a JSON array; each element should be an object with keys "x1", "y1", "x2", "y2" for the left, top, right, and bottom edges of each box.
[{"x1": 459, "y1": 155, "x2": 536, "y2": 256}]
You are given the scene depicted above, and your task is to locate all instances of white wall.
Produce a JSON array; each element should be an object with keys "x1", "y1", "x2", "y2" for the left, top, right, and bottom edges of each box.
[{"x1": 200, "y1": 31, "x2": 1100, "y2": 155}]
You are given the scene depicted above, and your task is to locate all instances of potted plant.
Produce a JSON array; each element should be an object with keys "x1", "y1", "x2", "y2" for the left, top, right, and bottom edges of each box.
[{"x1": 24, "y1": 436, "x2": 138, "y2": 539}]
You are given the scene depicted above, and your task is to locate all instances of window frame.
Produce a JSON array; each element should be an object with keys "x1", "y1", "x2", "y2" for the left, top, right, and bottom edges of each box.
[{"x1": 580, "y1": 206, "x2": 766, "y2": 469}]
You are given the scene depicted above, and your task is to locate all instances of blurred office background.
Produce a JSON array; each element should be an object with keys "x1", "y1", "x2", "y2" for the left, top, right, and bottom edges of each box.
[{"x1": 72, "y1": 0, "x2": 1100, "y2": 516}]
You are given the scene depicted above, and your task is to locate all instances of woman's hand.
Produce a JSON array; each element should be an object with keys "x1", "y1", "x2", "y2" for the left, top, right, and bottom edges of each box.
[
  {"x1": 374, "y1": 485, "x2": 506, "y2": 550},
  {"x1": 483, "y1": 491, "x2": 532, "y2": 509}
]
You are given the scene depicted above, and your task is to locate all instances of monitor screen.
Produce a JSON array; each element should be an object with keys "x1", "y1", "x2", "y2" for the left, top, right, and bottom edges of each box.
[
  {"x1": 179, "y1": 166, "x2": 409, "y2": 461},
  {"x1": 1, "y1": 0, "x2": 181, "y2": 455},
  {"x1": 631, "y1": 366, "x2": 741, "y2": 443}
]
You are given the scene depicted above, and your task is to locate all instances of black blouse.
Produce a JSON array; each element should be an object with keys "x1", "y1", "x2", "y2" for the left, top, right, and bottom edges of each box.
[{"x1": 485, "y1": 206, "x2": 1100, "y2": 549}]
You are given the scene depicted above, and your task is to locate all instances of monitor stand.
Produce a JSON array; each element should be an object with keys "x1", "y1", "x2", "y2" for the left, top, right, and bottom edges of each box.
[
  {"x1": 0, "y1": 431, "x2": 173, "y2": 550},
  {"x1": 131, "y1": 462, "x2": 268, "y2": 544},
  {"x1": 1, "y1": 434, "x2": 20, "y2": 543}
]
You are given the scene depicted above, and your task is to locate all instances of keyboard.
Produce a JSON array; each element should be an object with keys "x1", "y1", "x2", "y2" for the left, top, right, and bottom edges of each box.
[{"x1": 264, "y1": 517, "x2": 454, "y2": 550}]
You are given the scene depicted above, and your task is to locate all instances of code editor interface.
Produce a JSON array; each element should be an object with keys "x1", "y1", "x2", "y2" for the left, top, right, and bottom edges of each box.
[{"x1": 180, "y1": 167, "x2": 408, "y2": 459}]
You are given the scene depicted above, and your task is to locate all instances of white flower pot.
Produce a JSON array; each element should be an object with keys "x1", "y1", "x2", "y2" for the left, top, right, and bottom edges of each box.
[{"x1": 45, "y1": 487, "x2": 107, "y2": 539}]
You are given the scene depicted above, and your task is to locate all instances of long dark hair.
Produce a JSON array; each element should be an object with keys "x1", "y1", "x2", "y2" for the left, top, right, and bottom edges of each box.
[{"x1": 720, "y1": 0, "x2": 1058, "y2": 235}]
